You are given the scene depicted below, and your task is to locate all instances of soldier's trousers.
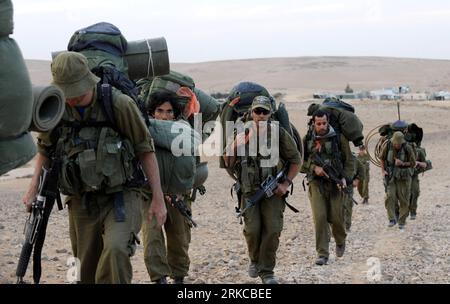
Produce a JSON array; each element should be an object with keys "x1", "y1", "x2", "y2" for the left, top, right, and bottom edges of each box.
[
  {"x1": 141, "y1": 198, "x2": 191, "y2": 282},
  {"x1": 409, "y1": 175, "x2": 420, "y2": 215},
  {"x1": 242, "y1": 194, "x2": 285, "y2": 279},
  {"x1": 344, "y1": 188, "x2": 354, "y2": 231},
  {"x1": 384, "y1": 178, "x2": 411, "y2": 225},
  {"x1": 308, "y1": 180, "x2": 346, "y2": 258},
  {"x1": 357, "y1": 168, "x2": 370, "y2": 199},
  {"x1": 67, "y1": 189, "x2": 142, "y2": 284}
]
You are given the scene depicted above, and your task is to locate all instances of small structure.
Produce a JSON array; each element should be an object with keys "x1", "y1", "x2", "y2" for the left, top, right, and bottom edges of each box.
[
  {"x1": 432, "y1": 91, "x2": 450, "y2": 100},
  {"x1": 369, "y1": 89, "x2": 400, "y2": 101}
]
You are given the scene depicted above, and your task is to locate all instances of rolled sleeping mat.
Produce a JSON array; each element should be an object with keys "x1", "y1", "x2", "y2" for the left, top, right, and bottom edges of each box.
[
  {"x1": 30, "y1": 85, "x2": 65, "y2": 132},
  {"x1": 193, "y1": 161, "x2": 208, "y2": 188},
  {"x1": 51, "y1": 37, "x2": 170, "y2": 80},
  {"x1": 125, "y1": 37, "x2": 170, "y2": 80}
]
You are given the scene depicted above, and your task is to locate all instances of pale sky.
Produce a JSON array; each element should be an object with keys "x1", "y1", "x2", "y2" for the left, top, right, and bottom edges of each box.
[{"x1": 10, "y1": 0, "x2": 450, "y2": 63}]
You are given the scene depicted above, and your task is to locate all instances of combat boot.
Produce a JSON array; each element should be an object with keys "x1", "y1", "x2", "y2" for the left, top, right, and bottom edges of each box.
[
  {"x1": 388, "y1": 220, "x2": 397, "y2": 227},
  {"x1": 173, "y1": 277, "x2": 184, "y2": 284},
  {"x1": 248, "y1": 262, "x2": 258, "y2": 278},
  {"x1": 336, "y1": 243, "x2": 346, "y2": 258},
  {"x1": 410, "y1": 213, "x2": 416, "y2": 220},
  {"x1": 261, "y1": 275, "x2": 279, "y2": 284},
  {"x1": 315, "y1": 256, "x2": 328, "y2": 266},
  {"x1": 153, "y1": 276, "x2": 168, "y2": 284}
]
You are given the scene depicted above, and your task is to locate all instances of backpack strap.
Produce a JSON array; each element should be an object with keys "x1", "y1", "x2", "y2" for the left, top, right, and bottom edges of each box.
[{"x1": 97, "y1": 82, "x2": 117, "y2": 128}]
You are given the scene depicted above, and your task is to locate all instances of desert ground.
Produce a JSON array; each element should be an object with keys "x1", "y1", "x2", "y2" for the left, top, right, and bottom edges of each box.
[{"x1": 1, "y1": 57, "x2": 449, "y2": 284}]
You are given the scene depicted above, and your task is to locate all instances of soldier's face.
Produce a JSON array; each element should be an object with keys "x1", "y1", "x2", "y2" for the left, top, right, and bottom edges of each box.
[
  {"x1": 314, "y1": 115, "x2": 329, "y2": 136},
  {"x1": 153, "y1": 102, "x2": 175, "y2": 120},
  {"x1": 251, "y1": 107, "x2": 271, "y2": 124},
  {"x1": 393, "y1": 143, "x2": 402, "y2": 150},
  {"x1": 66, "y1": 91, "x2": 92, "y2": 107}
]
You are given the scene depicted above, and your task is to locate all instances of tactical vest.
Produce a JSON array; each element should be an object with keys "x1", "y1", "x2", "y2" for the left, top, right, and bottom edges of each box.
[
  {"x1": 305, "y1": 130, "x2": 344, "y2": 182},
  {"x1": 385, "y1": 142, "x2": 413, "y2": 180},
  {"x1": 237, "y1": 120, "x2": 284, "y2": 195},
  {"x1": 56, "y1": 89, "x2": 136, "y2": 196}
]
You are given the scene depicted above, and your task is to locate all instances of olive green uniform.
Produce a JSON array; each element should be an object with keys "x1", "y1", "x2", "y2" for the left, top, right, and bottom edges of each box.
[
  {"x1": 38, "y1": 86, "x2": 154, "y2": 283},
  {"x1": 141, "y1": 193, "x2": 192, "y2": 282},
  {"x1": 344, "y1": 155, "x2": 365, "y2": 231},
  {"x1": 380, "y1": 142, "x2": 416, "y2": 225},
  {"x1": 237, "y1": 124, "x2": 300, "y2": 280},
  {"x1": 301, "y1": 131, "x2": 354, "y2": 259},
  {"x1": 356, "y1": 153, "x2": 370, "y2": 200},
  {"x1": 410, "y1": 146, "x2": 426, "y2": 216}
]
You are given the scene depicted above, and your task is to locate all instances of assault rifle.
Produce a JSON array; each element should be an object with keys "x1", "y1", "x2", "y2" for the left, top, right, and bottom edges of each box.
[
  {"x1": 238, "y1": 163, "x2": 299, "y2": 217},
  {"x1": 16, "y1": 160, "x2": 63, "y2": 284},
  {"x1": 169, "y1": 195, "x2": 197, "y2": 228},
  {"x1": 312, "y1": 153, "x2": 358, "y2": 205}
]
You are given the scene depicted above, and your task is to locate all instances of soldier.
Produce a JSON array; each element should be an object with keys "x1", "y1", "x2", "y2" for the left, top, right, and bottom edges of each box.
[
  {"x1": 141, "y1": 91, "x2": 193, "y2": 284},
  {"x1": 22, "y1": 52, "x2": 167, "y2": 283},
  {"x1": 409, "y1": 144, "x2": 428, "y2": 220},
  {"x1": 380, "y1": 131, "x2": 416, "y2": 229},
  {"x1": 357, "y1": 146, "x2": 370, "y2": 204},
  {"x1": 223, "y1": 96, "x2": 301, "y2": 284},
  {"x1": 301, "y1": 109, "x2": 354, "y2": 266},
  {"x1": 344, "y1": 153, "x2": 365, "y2": 232}
]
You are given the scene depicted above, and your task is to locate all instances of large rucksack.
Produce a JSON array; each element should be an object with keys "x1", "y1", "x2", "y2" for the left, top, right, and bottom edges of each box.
[
  {"x1": 308, "y1": 97, "x2": 364, "y2": 147},
  {"x1": 148, "y1": 119, "x2": 201, "y2": 194},
  {"x1": 68, "y1": 22, "x2": 129, "y2": 74},
  {"x1": 219, "y1": 82, "x2": 303, "y2": 173},
  {"x1": 138, "y1": 70, "x2": 222, "y2": 141},
  {"x1": 67, "y1": 22, "x2": 151, "y2": 126},
  {"x1": 378, "y1": 120, "x2": 423, "y2": 146},
  {"x1": 0, "y1": 0, "x2": 36, "y2": 175}
]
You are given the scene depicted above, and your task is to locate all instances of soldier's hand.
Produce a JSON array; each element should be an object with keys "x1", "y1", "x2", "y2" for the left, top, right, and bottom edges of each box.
[
  {"x1": 149, "y1": 195, "x2": 167, "y2": 228},
  {"x1": 314, "y1": 166, "x2": 329, "y2": 178},
  {"x1": 382, "y1": 170, "x2": 388, "y2": 176},
  {"x1": 416, "y1": 161, "x2": 427, "y2": 169},
  {"x1": 394, "y1": 158, "x2": 404, "y2": 167},
  {"x1": 352, "y1": 179, "x2": 360, "y2": 188},
  {"x1": 340, "y1": 178, "x2": 347, "y2": 189},
  {"x1": 274, "y1": 182, "x2": 289, "y2": 197},
  {"x1": 22, "y1": 182, "x2": 38, "y2": 213}
]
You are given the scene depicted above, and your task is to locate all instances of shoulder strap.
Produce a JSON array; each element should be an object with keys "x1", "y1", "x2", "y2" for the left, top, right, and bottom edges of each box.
[{"x1": 97, "y1": 82, "x2": 117, "y2": 128}]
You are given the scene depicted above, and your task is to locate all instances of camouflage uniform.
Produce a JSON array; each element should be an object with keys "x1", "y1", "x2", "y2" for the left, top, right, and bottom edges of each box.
[
  {"x1": 410, "y1": 146, "x2": 427, "y2": 217},
  {"x1": 38, "y1": 52, "x2": 154, "y2": 283},
  {"x1": 380, "y1": 133, "x2": 416, "y2": 226},
  {"x1": 356, "y1": 153, "x2": 370, "y2": 202},
  {"x1": 141, "y1": 192, "x2": 192, "y2": 283},
  {"x1": 301, "y1": 129, "x2": 354, "y2": 259},
  {"x1": 344, "y1": 154, "x2": 365, "y2": 231},
  {"x1": 236, "y1": 120, "x2": 300, "y2": 281}
]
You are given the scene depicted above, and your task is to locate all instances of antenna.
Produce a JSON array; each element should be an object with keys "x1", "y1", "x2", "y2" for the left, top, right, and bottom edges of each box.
[{"x1": 397, "y1": 102, "x2": 401, "y2": 121}]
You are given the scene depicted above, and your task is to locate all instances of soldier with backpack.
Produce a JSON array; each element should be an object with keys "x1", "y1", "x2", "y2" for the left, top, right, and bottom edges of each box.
[
  {"x1": 141, "y1": 91, "x2": 195, "y2": 284},
  {"x1": 22, "y1": 52, "x2": 167, "y2": 283},
  {"x1": 223, "y1": 96, "x2": 301, "y2": 284},
  {"x1": 301, "y1": 109, "x2": 354, "y2": 266},
  {"x1": 357, "y1": 146, "x2": 370, "y2": 204},
  {"x1": 380, "y1": 131, "x2": 416, "y2": 229}
]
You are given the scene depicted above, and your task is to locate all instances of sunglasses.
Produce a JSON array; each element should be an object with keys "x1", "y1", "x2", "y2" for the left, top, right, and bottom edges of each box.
[{"x1": 253, "y1": 108, "x2": 270, "y2": 115}]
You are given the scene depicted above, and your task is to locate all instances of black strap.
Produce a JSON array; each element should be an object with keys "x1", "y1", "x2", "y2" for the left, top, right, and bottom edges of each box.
[{"x1": 113, "y1": 191, "x2": 126, "y2": 222}]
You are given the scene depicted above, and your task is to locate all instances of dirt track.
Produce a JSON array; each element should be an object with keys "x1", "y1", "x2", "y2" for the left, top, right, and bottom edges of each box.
[{"x1": 1, "y1": 99, "x2": 449, "y2": 284}]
